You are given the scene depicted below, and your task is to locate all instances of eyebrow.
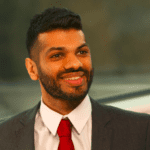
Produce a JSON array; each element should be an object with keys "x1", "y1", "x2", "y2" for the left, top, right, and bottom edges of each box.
[{"x1": 45, "y1": 43, "x2": 89, "y2": 55}]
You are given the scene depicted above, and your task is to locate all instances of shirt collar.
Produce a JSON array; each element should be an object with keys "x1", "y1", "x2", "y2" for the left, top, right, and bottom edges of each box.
[{"x1": 40, "y1": 95, "x2": 92, "y2": 136}]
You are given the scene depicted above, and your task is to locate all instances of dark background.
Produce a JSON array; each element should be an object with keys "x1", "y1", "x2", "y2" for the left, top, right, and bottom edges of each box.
[{"x1": 1, "y1": 0, "x2": 150, "y2": 117}]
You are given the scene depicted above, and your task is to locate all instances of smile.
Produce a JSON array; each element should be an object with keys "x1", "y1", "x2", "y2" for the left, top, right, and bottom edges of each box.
[
  {"x1": 64, "y1": 76, "x2": 81, "y2": 80},
  {"x1": 63, "y1": 77, "x2": 83, "y2": 86}
]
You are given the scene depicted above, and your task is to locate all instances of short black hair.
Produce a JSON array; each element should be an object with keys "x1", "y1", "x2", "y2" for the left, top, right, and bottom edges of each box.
[{"x1": 26, "y1": 7, "x2": 83, "y2": 62}]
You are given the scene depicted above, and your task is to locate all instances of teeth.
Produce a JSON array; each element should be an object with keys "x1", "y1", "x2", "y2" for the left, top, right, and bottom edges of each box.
[{"x1": 64, "y1": 77, "x2": 81, "y2": 80}]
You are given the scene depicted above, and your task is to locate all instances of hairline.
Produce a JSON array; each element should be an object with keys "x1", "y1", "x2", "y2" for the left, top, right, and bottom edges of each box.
[{"x1": 30, "y1": 28, "x2": 85, "y2": 65}]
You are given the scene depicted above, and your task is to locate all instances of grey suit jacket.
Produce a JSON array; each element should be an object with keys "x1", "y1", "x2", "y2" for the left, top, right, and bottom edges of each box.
[{"x1": 0, "y1": 97, "x2": 150, "y2": 150}]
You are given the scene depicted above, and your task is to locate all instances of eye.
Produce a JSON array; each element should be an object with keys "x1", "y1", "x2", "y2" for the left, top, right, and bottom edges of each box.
[
  {"x1": 51, "y1": 54, "x2": 62, "y2": 58},
  {"x1": 78, "y1": 51, "x2": 88, "y2": 54}
]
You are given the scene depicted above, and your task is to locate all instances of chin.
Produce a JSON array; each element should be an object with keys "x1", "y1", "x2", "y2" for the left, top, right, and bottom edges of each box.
[{"x1": 60, "y1": 90, "x2": 88, "y2": 102}]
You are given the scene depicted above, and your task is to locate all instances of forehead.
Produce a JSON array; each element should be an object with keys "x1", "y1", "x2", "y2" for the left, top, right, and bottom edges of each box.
[{"x1": 37, "y1": 29, "x2": 86, "y2": 52}]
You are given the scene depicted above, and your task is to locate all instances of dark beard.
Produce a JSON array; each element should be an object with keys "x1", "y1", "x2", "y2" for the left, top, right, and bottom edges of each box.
[{"x1": 38, "y1": 66, "x2": 94, "y2": 102}]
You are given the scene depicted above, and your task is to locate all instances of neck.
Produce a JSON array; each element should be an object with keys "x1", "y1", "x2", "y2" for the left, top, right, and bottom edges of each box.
[{"x1": 42, "y1": 91, "x2": 84, "y2": 115}]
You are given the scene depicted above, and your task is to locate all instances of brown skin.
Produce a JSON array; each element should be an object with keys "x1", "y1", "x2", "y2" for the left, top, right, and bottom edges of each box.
[{"x1": 25, "y1": 29, "x2": 93, "y2": 115}]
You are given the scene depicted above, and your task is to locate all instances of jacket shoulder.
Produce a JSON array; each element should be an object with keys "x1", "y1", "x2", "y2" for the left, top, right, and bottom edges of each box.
[
  {"x1": 0, "y1": 107, "x2": 33, "y2": 133},
  {"x1": 0, "y1": 102, "x2": 40, "y2": 129},
  {"x1": 91, "y1": 98, "x2": 150, "y2": 121}
]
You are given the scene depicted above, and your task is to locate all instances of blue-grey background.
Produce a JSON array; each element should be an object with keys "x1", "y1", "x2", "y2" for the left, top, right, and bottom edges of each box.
[{"x1": 1, "y1": 0, "x2": 150, "y2": 118}]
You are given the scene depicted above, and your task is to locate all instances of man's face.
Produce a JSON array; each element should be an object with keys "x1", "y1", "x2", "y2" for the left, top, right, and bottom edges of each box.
[{"x1": 36, "y1": 29, "x2": 94, "y2": 102}]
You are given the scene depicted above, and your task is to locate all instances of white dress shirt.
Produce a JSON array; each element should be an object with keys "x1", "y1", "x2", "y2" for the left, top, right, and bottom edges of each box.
[{"x1": 34, "y1": 94, "x2": 92, "y2": 150}]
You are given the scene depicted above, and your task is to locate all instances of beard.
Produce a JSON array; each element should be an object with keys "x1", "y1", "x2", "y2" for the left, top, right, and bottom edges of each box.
[{"x1": 37, "y1": 65, "x2": 94, "y2": 102}]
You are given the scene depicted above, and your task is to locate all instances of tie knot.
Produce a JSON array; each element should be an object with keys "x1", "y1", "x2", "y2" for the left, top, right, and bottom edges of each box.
[{"x1": 57, "y1": 119, "x2": 72, "y2": 137}]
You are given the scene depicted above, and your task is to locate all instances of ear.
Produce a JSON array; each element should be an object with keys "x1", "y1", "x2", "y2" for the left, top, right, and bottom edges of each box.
[{"x1": 25, "y1": 58, "x2": 39, "y2": 80}]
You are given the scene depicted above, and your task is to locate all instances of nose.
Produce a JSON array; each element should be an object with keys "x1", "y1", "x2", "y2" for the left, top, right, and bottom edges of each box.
[{"x1": 63, "y1": 54, "x2": 83, "y2": 70}]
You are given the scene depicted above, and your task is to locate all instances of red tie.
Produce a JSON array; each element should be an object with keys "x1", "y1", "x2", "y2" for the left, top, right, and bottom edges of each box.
[{"x1": 57, "y1": 119, "x2": 75, "y2": 150}]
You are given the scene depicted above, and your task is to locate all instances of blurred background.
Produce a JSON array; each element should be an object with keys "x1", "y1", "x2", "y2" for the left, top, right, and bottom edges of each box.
[{"x1": 1, "y1": 0, "x2": 150, "y2": 118}]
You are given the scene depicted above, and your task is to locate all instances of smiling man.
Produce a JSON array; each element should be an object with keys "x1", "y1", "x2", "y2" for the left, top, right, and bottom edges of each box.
[
  {"x1": 0, "y1": 7, "x2": 150, "y2": 150},
  {"x1": 28, "y1": 29, "x2": 93, "y2": 115}
]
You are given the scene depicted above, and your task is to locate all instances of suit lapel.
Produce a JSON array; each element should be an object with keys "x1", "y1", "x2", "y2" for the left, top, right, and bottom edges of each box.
[
  {"x1": 15, "y1": 102, "x2": 41, "y2": 150},
  {"x1": 90, "y1": 97, "x2": 113, "y2": 150},
  {"x1": 13, "y1": 97, "x2": 113, "y2": 150}
]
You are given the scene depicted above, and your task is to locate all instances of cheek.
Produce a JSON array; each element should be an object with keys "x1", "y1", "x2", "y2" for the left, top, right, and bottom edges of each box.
[
  {"x1": 82, "y1": 58, "x2": 92, "y2": 69},
  {"x1": 45, "y1": 62, "x2": 63, "y2": 78}
]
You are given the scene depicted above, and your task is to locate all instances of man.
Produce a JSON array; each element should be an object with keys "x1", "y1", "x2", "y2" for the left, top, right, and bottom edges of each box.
[{"x1": 0, "y1": 7, "x2": 150, "y2": 150}]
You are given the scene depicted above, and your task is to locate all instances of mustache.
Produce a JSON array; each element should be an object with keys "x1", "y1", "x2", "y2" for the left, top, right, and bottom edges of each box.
[
  {"x1": 58, "y1": 67, "x2": 90, "y2": 77},
  {"x1": 65, "y1": 67, "x2": 85, "y2": 73}
]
